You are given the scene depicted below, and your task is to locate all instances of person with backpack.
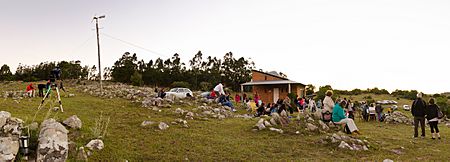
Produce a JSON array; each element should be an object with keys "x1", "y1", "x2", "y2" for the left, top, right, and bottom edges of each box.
[
  {"x1": 426, "y1": 98, "x2": 441, "y2": 140},
  {"x1": 322, "y1": 90, "x2": 335, "y2": 122},
  {"x1": 411, "y1": 92, "x2": 427, "y2": 139}
]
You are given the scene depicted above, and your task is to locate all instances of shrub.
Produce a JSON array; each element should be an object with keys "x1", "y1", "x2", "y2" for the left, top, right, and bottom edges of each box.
[
  {"x1": 130, "y1": 71, "x2": 143, "y2": 86},
  {"x1": 199, "y1": 82, "x2": 212, "y2": 91},
  {"x1": 171, "y1": 81, "x2": 191, "y2": 88}
]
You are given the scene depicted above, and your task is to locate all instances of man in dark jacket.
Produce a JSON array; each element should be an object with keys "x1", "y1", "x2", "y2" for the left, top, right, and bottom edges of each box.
[
  {"x1": 411, "y1": 92, "x2": 427, "y2": 138},
  {"x1": 375, "y1": 103, "x2": 383, "y2": 122}
]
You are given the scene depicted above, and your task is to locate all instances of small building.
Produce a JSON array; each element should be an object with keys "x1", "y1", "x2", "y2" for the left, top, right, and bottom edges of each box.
[{"x1": 241, "y1": 70, "x2": 306, "y2": 103}]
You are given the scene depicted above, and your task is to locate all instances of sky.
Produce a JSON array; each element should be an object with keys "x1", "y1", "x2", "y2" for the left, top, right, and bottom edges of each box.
[{"x1": 0, "y1": 0, "x2": 449, "y2": 94}]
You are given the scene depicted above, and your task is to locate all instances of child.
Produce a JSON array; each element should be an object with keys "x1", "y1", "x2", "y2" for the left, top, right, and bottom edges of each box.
[{"x1": 426, "y1": 98, "x2": 441, "y2": 139}]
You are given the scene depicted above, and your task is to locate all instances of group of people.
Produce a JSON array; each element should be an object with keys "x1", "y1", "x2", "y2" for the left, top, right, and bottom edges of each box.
[
  {"x1": 322, "y1": 90, "x2": 361, "y2": 135},
  {"x1": 411, "y1": 93, "x2": 443, "y2": 139},
  {"x1": 253, "y1": 96, "x2": 292, "y2": 117},
  {"x1": 25, "y1": 80, "x2": 66, "y2": 98},
  {"x1": 212, "y1": 83, "x2": 237, "y2": 112}
]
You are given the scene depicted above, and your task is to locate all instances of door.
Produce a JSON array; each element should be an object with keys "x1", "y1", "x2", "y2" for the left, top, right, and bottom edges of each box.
[{"x1": 273, "y1": 88, "x2": 279, "y2": 103}]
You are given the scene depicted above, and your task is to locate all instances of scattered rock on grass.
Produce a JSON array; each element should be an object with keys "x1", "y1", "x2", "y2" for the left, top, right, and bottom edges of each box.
[
  {"x1": 159, "y1": 122, "x2": 169, "y2": 130},
  {"x1": 63, "y1": 115, "x2": 82, "y2": 129},
  {"x1": 141, "y1": 121, "x2": 156, "y2": 127},
  {"x1": 86, "y1": 139, "x2": 104, "y2": 151}
]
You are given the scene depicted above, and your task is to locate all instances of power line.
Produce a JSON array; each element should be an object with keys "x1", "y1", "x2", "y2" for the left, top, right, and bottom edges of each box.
[
  {"x1": 68, "y1": 34, "x2": 96, "y2": 56},
  {"x1": 100, "y1": 32, "x2": 168, "y2": 58}
]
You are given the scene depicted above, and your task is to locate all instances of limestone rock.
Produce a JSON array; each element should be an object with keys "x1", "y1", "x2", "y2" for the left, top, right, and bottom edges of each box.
[
  {"x1": 37, "y1": 118, "x2": 69, "y2": 162},
  {"x1": 0, "y1": 111, "x2": 11, "y2": 128},
  {"x1": 383, "y1": 159, "x2": 394, "y2": 162},
  {"x1": 86, "y1": 139, "x2": 104, "y2": 151},
  {"x1": 0, "y1": 137, "x2": 19, "y2": 161},
  {"x1": 306, "y1": 123, "x2": 318, "y2": 132},
  {"x1": 140, "y1": 121, "x2": 156, "y2": 127},
  {"x1": 63, "y1": 115, "x2": 82, "y2": 129},
  {"x1": 269, "y1": 127, "x2": 284, "y2": 134},
  {"x1": 318, "y1": 120, "x2": 329, "y2": 131},
  {"x1": 269, "y1": 118, "x2": 277, "y2": 126},
  {"x1": 264, "y1": 120, "x2": 272, "y2": 127},
  {"x1": 158, "y1": 122, "x2": 169, "y2": 130}
]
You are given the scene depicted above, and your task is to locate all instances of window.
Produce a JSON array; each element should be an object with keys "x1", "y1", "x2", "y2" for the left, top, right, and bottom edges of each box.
[{"x1": 265, "y1": 76, "x2": 267, "y2": 80}]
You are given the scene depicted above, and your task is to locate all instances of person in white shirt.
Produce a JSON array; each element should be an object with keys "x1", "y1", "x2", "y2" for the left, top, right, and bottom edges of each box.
[
  {"x1": 309, "y1": 98, "x2": 316, "y2": 112},
  {"x1": 322, "y1": 90, "x2": 335, "y2": 113},
  {"x1": 213, "y1": 83, "x2": 225, "y2": 96}
]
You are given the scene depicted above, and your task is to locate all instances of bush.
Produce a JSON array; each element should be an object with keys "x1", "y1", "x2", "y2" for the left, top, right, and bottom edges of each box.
[
  {"x1": 199, "y1": 82, "x2": 212, "y2": 91},
  {"x1": 130, "y1": 71, "x2": 143, "y2": 86},
  {"x1": 363, "y1": 95, "x2": 372, "y2": 99},
  {"x1": 171, "y1": 81, "x2": 191, "y2": 88}
]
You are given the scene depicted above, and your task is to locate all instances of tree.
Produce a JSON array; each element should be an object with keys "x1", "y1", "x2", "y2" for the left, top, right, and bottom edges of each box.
[
  {"x1": 315, "y1": 85, "x2": 333, "y2": 101},
  {"x1": 111, "y1": 52, "x2": 138, "y2": 83},
  {"x1": 305, "y1": 84, "x2": 315, "y2": 96},
  {"x1": 0, "y1": 64, "x2": 13, "y2": 81}
]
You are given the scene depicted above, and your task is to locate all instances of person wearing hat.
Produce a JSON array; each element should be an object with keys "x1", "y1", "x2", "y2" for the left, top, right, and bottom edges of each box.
[{"x1": 411, "y1": 92, "x2": 427, "y2": 139}]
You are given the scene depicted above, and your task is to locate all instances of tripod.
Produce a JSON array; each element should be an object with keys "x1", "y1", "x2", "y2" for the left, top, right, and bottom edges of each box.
[{"x1": 37, "y1": 82, "x2": 64, "y2": 112}]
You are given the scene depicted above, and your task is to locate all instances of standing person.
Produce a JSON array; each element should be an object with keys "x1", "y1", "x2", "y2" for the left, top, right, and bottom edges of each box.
[
  {"x1": 333, "y1": 101, "x2": 361, "y2": 134},
  {"x1": 254, "y1": 92, "x2": 260, "y2": 106},
  {"x1": 213, "y1": 83, "x2": 225, "y2": 97},
  {"x1": 426, "y1": 98, "x2": 441, "y2": 140},
  {"x1": 317, "y1": 99, "x2": 322, "y2": 110},
  {"x1": 347, "y1": 100, "x2": 354, "y2": 119},
  {"x1": 375, "y1": 103, "x2": 383, "y2": 122},
  {"x1": 283, "y1": 96, "x2": 293, "y2": 115},
  {"x1": 412, "y1": 92, "x2": 427, "y2": 139},
  {"x1": 322, "y1": 90, "x2": 335, "y2": 119},
  {"x1": 309, "y1": 98, "x2": 316, "y2": 113},
  {"x1": 37, "y1": 84, "x2": 46, "y2": 97},
  {"x1": 26, "y1": 83, "x2": 35, "y2": 97}
]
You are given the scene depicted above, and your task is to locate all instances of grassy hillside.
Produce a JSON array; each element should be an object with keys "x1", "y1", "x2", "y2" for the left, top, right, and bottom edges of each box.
[{"x1": 2, "y1": 81, "x2": 450, "y2": 161}]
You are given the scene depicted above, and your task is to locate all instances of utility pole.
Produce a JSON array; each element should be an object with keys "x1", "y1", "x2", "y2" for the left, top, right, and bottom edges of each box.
[{"x1": 93, "y1": 15, "x2": 105, "y2": 93}]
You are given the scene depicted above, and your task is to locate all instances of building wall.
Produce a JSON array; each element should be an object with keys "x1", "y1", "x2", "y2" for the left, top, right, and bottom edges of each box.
[
  {"x1": 252, "y1": 84, "x2": 305, "y2": 103},
  {"x1": 252, "y1": 71, "x2": 285, "y2": 81}
]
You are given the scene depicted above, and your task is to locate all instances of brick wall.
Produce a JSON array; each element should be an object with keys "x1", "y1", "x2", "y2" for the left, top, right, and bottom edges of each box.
[
  {"x1": 252, "y1": 71, "x2": 285, "y2": 81},
  {"x1": 252, "y1": 84, "x2": 304, "y2": 104}
]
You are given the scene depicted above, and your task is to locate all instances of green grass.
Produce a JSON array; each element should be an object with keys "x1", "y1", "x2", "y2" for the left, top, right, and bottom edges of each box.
[{"x1": 2, "y1": 81, "x2": 450, "y2": 161}]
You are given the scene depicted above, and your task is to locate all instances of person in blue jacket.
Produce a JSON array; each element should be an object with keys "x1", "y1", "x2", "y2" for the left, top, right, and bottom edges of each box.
[{"x1": 332, "y1": 101, "x2": 360, "y2": 134}]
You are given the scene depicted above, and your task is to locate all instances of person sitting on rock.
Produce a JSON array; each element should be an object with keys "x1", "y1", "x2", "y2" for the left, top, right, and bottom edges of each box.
[
  {"x1": 256, "y1": 103, "x2": 265, "y2": 117},
  {"x1": 246, "y1": 98, "x2": 257, "y2": 112},
  {"x1": 332, "y1": 101, "x2": 361, "y2": 135},
  {"x1": 208, "y1": 88, "x2": 216, "y2": 99},
  {"x1": 219, "y1": 92, "x2": 236, "y2": 112},
  {"x1": 265, "y1": 103, "x2": 272, "y2": 115},
  {"x1": 157, "y1": 88, "x2": 166, "y2": 98},
  {"x1": 270, "y1": 103, "x2": 279, "y2": 114},
  {"x1": 26, "y1": 83, "x2": 35, "y2": 97}
]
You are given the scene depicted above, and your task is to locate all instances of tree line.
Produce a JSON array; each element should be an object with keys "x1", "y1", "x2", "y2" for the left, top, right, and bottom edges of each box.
[
  {"x1": 0, "y1": 61, "x2": 99, "y2": 82},
  {"x1": 110, "y1": 51, "x2": 255, "y2": 91}
]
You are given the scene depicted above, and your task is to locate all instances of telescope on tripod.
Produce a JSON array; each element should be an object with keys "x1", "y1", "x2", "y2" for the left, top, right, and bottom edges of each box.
[{"x1": 37, "y1": 67, "x2": 64, "y2": 112}]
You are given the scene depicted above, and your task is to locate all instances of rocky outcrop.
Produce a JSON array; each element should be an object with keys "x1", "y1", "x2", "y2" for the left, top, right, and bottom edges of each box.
[
  {"x1": 37, "y1": 119, "x2": 69, "y2": 162},
  {"x1": 319, "y1": 133, "x2": 369, "y2": 151},
  {"x1": 385, "y1": 111, "x2": 413, "y2": 125},
  {"x1": 0, "y1": 111, "x2": 23, "y2": 162}
]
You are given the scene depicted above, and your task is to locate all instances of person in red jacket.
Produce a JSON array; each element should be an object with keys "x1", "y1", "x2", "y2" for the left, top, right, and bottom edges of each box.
[{"x1": 26, "y1": 83, "x2": 35, "y2": 97}]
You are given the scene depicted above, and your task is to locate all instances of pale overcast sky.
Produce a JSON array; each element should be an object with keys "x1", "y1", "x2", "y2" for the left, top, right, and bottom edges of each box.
[{"x1": 0, "y1": 0, "x2": 449, "y2": 94}]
